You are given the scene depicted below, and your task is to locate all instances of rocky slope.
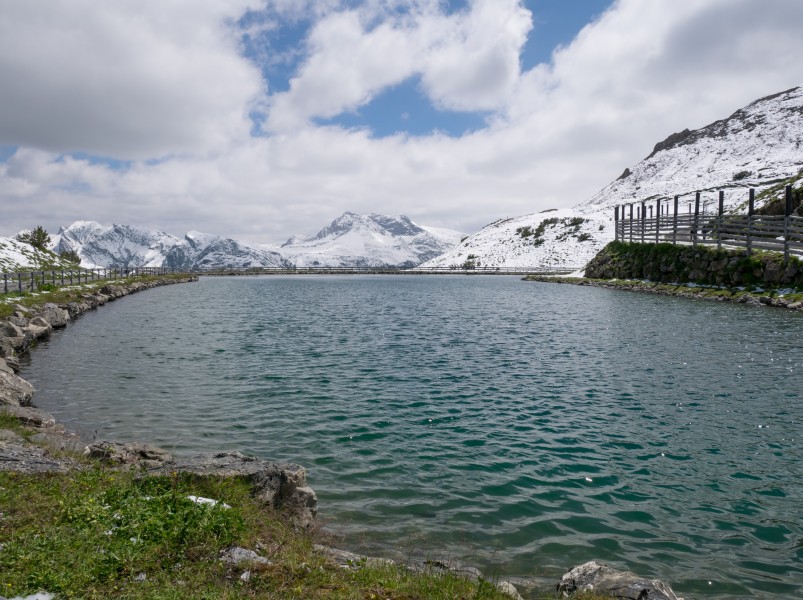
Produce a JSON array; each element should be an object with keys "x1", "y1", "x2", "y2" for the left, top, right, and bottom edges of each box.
[
  {"x1": 577, "y1": 85, "x2": 803, "y2": 214},
  {"x1": 425, "y1": 85, "x2": 803, "y2": 269}
]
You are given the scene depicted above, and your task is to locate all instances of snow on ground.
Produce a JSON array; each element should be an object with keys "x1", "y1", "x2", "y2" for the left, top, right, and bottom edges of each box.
[{"x1": 420, "y1": 208, "x2": 613, "y2": 270}]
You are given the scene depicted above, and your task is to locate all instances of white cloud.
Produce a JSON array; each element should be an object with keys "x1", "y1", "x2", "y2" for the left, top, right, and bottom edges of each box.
[
  {"x1": 1, "y1": 0, "x2": 803, "y2": 243},
  {"x1": 0, "y1": 0, "x2": 265, "y2": 159},
  {"x1": 267, "y1": 0, "x2": 532, "y2": 129}
]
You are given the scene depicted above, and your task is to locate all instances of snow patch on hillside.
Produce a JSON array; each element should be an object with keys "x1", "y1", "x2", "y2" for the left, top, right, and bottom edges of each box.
[{"x1": 420, "y1": 209, "x2": 612, "y2": 270}]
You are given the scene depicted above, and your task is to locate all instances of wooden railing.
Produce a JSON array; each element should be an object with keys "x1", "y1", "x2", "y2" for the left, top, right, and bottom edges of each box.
[
  {"x1": 614, "y1": 185, "x2": 803, "y2": 261},
  {"x1": 1, "y1": 267, "x2": 176, "y2": 295}
]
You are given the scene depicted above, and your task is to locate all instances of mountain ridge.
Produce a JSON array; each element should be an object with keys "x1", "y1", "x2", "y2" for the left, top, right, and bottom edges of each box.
[
  {"x1": 13, "y1": 212, "x2": 463, "y2": 271},
  {"x1": 425, "y1": 84, "x2": 803, "y2": 270}
]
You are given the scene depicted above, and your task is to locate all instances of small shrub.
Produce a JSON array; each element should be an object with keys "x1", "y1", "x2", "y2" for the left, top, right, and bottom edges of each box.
[{"x1": 733, "y1": 170, "x2": 752, "y2": 181}]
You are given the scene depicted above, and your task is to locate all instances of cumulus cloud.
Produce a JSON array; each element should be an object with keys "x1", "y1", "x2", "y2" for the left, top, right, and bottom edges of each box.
[
  {"x1": 1, "y1": 0, "x2": 803, "y2": 241},
  {"x1": 0, "y1": 0, "x2": 265, "y2": 159},
  {"x1": 267, "y1": 0, "x2": 532, "y2": 129}
]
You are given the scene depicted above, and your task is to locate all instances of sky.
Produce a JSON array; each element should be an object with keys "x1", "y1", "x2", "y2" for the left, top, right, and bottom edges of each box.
[{"x1": 1, "y1": 0, "x2": 802, "y2": 243}]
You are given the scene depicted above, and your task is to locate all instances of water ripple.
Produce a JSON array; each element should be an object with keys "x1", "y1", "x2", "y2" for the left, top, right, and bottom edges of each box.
[{"x1": 20, "y1": 275, "x2": 803, "y2": 599}]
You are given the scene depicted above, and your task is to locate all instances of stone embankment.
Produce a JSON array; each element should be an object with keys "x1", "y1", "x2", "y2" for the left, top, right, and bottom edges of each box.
[
  {"x1": 0, "y1": 275, "x2": 683, "y2": 600},
  {"x1": 586, "y1": 240, "x2": 803, "y2": 288}
]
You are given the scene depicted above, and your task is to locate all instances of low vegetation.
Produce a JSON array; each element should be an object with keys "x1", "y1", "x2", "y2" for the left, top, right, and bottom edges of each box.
[
  {"x1": 0, "y1": 466, "x2": 524, "y2": 600},
  {"x1": 0, "y1": 274, "x2": 190, "y2": 318}
]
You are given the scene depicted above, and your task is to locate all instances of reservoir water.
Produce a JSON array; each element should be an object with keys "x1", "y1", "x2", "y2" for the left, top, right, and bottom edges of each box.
[{"x1": 20, "y1": 276, "x2": 803, "y2": 598}]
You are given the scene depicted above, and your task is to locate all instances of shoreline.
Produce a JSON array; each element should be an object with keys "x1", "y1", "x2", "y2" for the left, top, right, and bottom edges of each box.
[
  {"x1": 0, "y1": 274, "x2": 685, "y2": 600},
  {"x1": 524, "y1": 274, "x2": 803, "y2": 310}
]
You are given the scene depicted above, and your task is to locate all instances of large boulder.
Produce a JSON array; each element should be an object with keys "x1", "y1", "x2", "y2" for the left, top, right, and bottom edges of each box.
[
  {"x1": 36, "y1": 303, "x2": 70, "y2": 328},
  {"x1": 0, "y1": 371, "x2": 35, "y2": 406},
  {"x1": 557, "y1": 561, "x2": 681, "y2": 600},
  {"x1": 152, "y1": 451, "x2": 318, "y2": 528},
  {"x1": 84, "y1": 440, "x2": 173, "y2": 469},
  {"x1": 0, "y1": 405, "x2": 56, "y2": 428}
]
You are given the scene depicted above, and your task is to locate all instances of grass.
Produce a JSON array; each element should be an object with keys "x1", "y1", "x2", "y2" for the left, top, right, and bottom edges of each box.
[
  {"x1": 0, "y1": 274, "x2": 192, "y2": 318},
  {"x1": 0, "y1": 468, "x2": 522, "y2": 600}
]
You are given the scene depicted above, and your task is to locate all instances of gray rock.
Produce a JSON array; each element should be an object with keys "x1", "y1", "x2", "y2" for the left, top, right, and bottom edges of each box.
[
  {"x1": 152, "y1": 451, "x2": 318, "y2": 527},
  {"x1": 84, "y1": 440, "x2": 172, "y2": 468},
  {"x1": 0, "y1": 406, "x2": 55, "y2": 428},
  {"x1": 497, "y1": 580, "x2": 524, "y2": 600},
  {"x1": 219, "y1": 546, "x2": 271, "y2": 566},
  {"x1": 557, "y1": 561, "x2": 681, "y2": 600},
  {"x1": 0, "y1": 371, "x2": 35, "y2": 406},
  {"x1": 23, "y1": 319, "x2": 52, "y2": 340},
  {"x1": 0, "y1": 359, "x2": 13, "y2": 375},
  {"x1": 30, "y1": 430, "x2": 86, "y2": 453},
  {"x1": 4, "y1": 356, "x2": 20, "y2": 373},
  {"x1": 313, "y1": 545, "x2": 395, "y2": 569},
  {"x1": 37, "y1": 304, "x2": 70, "y2": 328},
  {"x1": 0, "y1": 322, "x2": 24, "y2": 338},
  {"x1": 0, "y1": 440, "x2": 83, "y2": 473},
  {"x1": 0, "y1": 429, "x2": 24, "y2": 443}
]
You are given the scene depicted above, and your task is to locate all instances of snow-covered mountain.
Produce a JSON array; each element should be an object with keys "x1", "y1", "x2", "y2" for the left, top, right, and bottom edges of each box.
[
  {"x1": 280, "y1": 212, "x2": 463, "y2": 267},
  {"x1": 578, "y1": 86, "x2": 803, "y2": 213},
  {"x1": 42, "y1": 213, "x2": 463, "y2": 270},
  {"x1": 420, "y1": 209, "x2": 611, "y2": 270},
  {"x1": 425, "y1": 85, "x2": 803, "y2": 269},
  {"x1": 52, "y1": 222, "x2": 184, "y2": 268}
]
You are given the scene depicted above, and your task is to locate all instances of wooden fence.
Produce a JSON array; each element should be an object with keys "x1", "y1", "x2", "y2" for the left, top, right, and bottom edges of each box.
[
  {"x1": 614, "y1": 185, "x2": 803, "y2": 261},
  {"x1": 1, "y1": 267, "x2": 176, "y2": 296}
]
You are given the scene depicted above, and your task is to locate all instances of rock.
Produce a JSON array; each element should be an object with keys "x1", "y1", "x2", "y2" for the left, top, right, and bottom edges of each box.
[
  {"x1": 0, "y1": 359, "x2": 13, "y2": 375},
  {"x1": 36, "y1": 304, "x2": 70, "y2": 328},
  {"x1": 30, "y1": 430, "x2": 86, "y2": 453},
  {"x1": 84, "y1": 440, "x2": 172, "y2": 468},
  {"x1": 23, "y1": 318, "x2": 52, "y2": 340},
  {"x1": 219, "y1": 546, "x2": 271, "y2": 566},
  {"x1": 0, "y1": 371, "x2": 35, "y2": 406},
  {"x1": 4, "y1": 356, "x2": 20, "y2": 374},
  {"x1": 557, "y1": 561, "x2": 681, "y2": 600},
  {"x1": 497, "y1": 580, "x2": 524, "y2": 600},
  {"x1": 0, "y1": 322, "x2": 24, "y2": 338},
  {"x1": 152, "y1": 451, "x2": 318, "y2": 527},
  {"x1": 0, "y1": 440, "x2": 83, "y2": 473},
  {"x1": 313, "y1": 545, "x2": 394, "y2": 569},
  {"x1": 0, "y1": 428, "x2": 25, "y2": 443},
  {"x1": 0, "y1": 406, "x2": 55, "y2": 428},
  {"x1": 426, "y1": 559, "x2": 484, "y2": 580}
]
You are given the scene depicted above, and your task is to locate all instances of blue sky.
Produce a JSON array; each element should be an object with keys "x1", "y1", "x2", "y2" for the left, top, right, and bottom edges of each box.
[
  {"x1": 1, "y1": 0, "x2": 802, "y2": 241},
  {"x1": 245, "y1": 0, "x2": 612, "y2": 138}
]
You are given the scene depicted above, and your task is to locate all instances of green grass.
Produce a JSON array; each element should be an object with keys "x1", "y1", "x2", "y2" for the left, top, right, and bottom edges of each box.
[
  {"x1": 0, "y1": 274, "x2": 191, "y2": 318},
  {"x1": 0, "y1": 468, "x2": 521, "y2": 600}
]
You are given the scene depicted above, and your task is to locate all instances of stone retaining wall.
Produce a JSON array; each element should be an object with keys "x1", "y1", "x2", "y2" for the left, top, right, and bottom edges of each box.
[{"x1": 586, "y1": 241, "x2": 803, "y2": 287}]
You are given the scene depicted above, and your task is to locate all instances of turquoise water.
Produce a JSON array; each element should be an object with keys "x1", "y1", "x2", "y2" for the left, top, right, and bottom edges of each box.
[{"x1": 21, "y1": 276, "x2": 803, "y2": 598}]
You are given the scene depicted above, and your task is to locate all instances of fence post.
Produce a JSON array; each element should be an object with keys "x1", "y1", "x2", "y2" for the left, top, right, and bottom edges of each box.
[
  {"x1": 672, "y1": 195, "x2": 679, "y2": 245},
  {"x1": 717, "y1": 190, "x2": 725, "y2": 250},
  {"x1": 30, "y1": 272, "x2": 35, "y2": 292},
  {"x1": 784, "y1": 184, "x2": 792, "y2": 264},
  {"x1": 692, "y1": 192, "x2": 700, "y2": 246},
  {"x1": 747, "y1": 188, "x2": 755, "y2": 256},
  {"x1": 614, "y1": 206, "x2": 619, "y2": 241},
  {"x1": 629, "y1": 204, "x2": 634, "y2": 242},
  {"x1": 655, "y1": 198, "x2": 661, "y2": 243},
  {"x1": 640, "y1": 201, "x2": 646, "y2": 243},
  {"x1": 3, "y1": 273, "x2": 7, "y2": 294}
]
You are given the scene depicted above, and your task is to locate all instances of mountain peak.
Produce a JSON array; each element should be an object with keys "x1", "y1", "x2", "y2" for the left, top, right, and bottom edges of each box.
[{"x1": 578, "y1": 84, "x2": 803, "y2": 213}]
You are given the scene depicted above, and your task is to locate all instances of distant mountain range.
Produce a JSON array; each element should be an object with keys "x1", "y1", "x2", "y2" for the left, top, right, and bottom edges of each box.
[
  {"x1": 425, "y1": 85, "x2": 803, "y2": 270},
  {"x1": 3, "y1": 86, "x2": 801, "y2": 273},
  {"x1": 37, "y1": 213, "x2": 464, "y2": 270}
]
